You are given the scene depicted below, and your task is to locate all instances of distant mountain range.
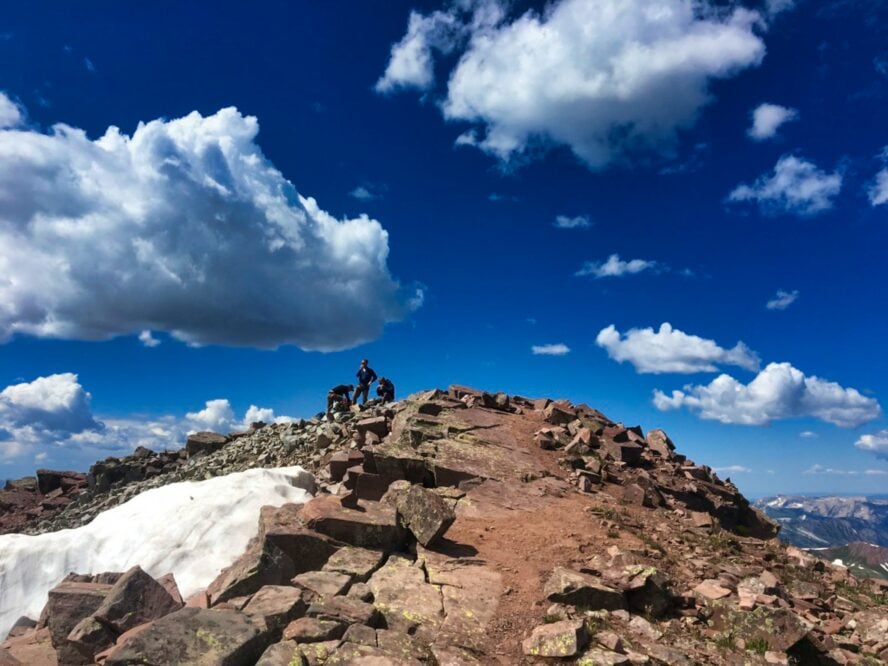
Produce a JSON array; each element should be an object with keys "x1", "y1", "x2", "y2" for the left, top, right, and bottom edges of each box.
[{"x1": 755, "y1": 495, "x2": 888, "y2": 579}]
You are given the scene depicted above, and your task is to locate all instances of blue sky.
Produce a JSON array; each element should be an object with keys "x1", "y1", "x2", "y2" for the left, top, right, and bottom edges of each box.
[{"x1": 0, "y1": 0, "x2": 886, "y2": 497}]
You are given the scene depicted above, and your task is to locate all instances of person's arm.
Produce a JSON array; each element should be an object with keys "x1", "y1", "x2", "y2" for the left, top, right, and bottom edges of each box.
[{"x1": 370, "y1": 369, "x2": 378, "y2": 383}]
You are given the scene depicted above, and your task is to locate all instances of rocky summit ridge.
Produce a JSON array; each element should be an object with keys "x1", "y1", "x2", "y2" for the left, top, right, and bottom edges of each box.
[{"x1": 2, "y1": 386, "x2": 887, "y2": 665}]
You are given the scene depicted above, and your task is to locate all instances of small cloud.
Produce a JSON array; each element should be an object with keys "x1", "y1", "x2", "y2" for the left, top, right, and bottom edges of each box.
[
  {"x1": 488, "y1": 193, "x2": 518, "y2": 203},
  {"x1": 532, "y1": 343, "x2": 570, "y2": 356},
  {"x1": 84, "y1": 57, "x2": 96, "y2": 73},
  {"x1": 800, "y1": 431, "x2": 817, "y2": 438},
  {"x1": 138, "y1": 330, "x2": 161, "y2": 348},
  {"x1": 805, "y1": 464, "x2": 888, "y2": 476},
  {"x1": 855, "y1": 429, "x2": 888, "y2": 459},
  {"x1": 554, "y1": 214, "x2": 592, "y2": 230},
  {"x1": 349, "y1": 186, "x2": 381, "y2": 201},
  {"x1": 576, "y1": 254, "x2": 658, "y2": 279},
  {"x1": 455, "y1": 130, "x2": 478, "y2": 147},
  {"x1": 747, "y1": 103, "x2": 799, "y2": 141},
  {"x1": 766, "y1": 289, "x2": 799, "y2": 310},
  {"x1": 526, "y1": 317, "x2": 537, "y2": 325},
  {"x1": 713, "y1": 465, "x2": 752, "y2": 474},
  {"x1": 728, "y1": 155, "x2": 842, "y2": 216}
]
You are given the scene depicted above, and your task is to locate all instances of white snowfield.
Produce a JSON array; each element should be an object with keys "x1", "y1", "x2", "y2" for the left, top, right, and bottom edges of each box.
[{"x1": 0, "y1": 466, "x2": 316, "y2": 640}]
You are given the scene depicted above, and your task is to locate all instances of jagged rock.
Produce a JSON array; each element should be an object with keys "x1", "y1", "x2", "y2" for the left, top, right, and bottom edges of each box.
[
  {"x1": 290, "y1": 570, "x2": 352, "y2": 598},
  {"x1": 299, "y1": 495, "x2": 406, "y2": 550},
  {"x1": 367, "y1": 555, "x2": 444, "y2": 633},
  {"x1": 356, "y1": 416, "x2": 389, "y2": 438},
  {"x1": 544, "y1": 567, "x2": 626, "y2": 610},
  {"x1": 258, "y1": 504, "x2": 342, "y2": 574},
  {"x1": 376, "y1": 629, "x2": 431, "y2": 661},
  {"x1": 254, "y1": 639, "x2": 302, "y2": 666},
  {"x1": 329, "y1": 450, "x2": 364, "y2": 482},
  {"x1": 36, "y1": 469, "x2": 87, "y2": 495},
  {"x1": 45, "y1": 580, "x2": 113, "y2": 665},
  {"x1": 241, "y1": 585, "x2": 307, "y2": 635},
  {"x1": 185, "y1": 431, "x2": 228, "y2": 458},
  {"x1": 94, "y1": 565, "x2": 182, "y2": 633},
  {"x1": 625, "y1": 568, "x2": 673, "y2": 618},
  {"x1": 342, "y1": 623, "x2": 376, "y2": 646},
  {"x1": 522, "y1": 619, "x2": 588, "y2": 658},
  {"x1": 104, "y1": 608, "x2": 265, "y2": 665},
  {"x1": 206, "y1": 538, "x2": 295, "y2": 605},
  {"x1": 544, "y1": 403, "x2": 576, "y2": 425},
  {"x1": 283, "y1": 617, "x2": 347, "y2": 642},
  {"x1": 396, "y1": 484, "x2": 455, "y2": 546},
  {"x1": 322, "y1": 546, "x2": 386, "y2": 582},
  {"x1": 67, "y1": 616, "x2": 117, "y2": 662},
  {"x1": 646, "y1": 429, "x2": 675, "y2": 457}
]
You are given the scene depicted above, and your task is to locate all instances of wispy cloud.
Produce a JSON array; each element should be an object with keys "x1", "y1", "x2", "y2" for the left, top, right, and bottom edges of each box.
[
  {"x1": 138, "y1": 330, "x2": 161, "y2": 348},
  {"x1": 84, "y1": 57, "x2": 96, "y2": 73},
  {"x1": 728, "y1": 155, "x2": 842, "y2": 216},
  {"x1": 805, "y1": 464, "x2": 887, "y2": 476},
  {"x1": 576, "y1": 254, "x2": 658, "y2": 278},
  {"x1": 349, "y1": 185, "x2": 382, "y2": 201},
  {"x1": 713, "y1": 465, "x2": 752, "y2": 474},
  {"x1": 554, "y1": 214, "x2": 591, "y2": 229},
  {"x1": 531, "y1": 343, "x2": 570, "y2": 356},
  {"x1": 766, "y1": 289, "x2": 799, "y2": 310}
]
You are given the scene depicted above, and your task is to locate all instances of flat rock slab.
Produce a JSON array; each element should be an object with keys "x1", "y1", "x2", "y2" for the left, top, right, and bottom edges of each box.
[
  {"x1": 206, "y1": 538, "x2": 295, "y2": 605},
  {"x1": 291, "y1": 570, "x2": 352, "y2": 599},
  {"x1": 300, "y1": 495, "x2": 406, "y2": 550},
  {"x1": 544, "y1": 567, "x2": 626, "y2": 611},
  {"x1": 282, "y1": 617, "x2": 346, "y2": 642},
  {"x1": 367, "y1": 556, "x2": 444, "y2": 633},
  {"x1": 322, "y1": 546, "x2": 387, "y2": 582},
  {"x1": 241, "y1": 585, "x2": 307, "y2": 634},
  {"x1": 323, "y1": 642, "x2": 423, "y2": 665},
  {"x1": 254, "y1": 640, "x2": 302, "y2": 666},
  {"x1": 693, "y1": 579, "x2": 732, "y2": 601},
  {"x1": 1, "y1": 627, "x2": 57, "y2": 666},
  {"x1": 104, "y1": 608, "x2": 265, "y2": 666},
  {"x1": 306, "y1": 596, "x2": 381, "y2": 627},
  {"x1": 522, "y1": 619, "x2": 588, "y2": 658}
]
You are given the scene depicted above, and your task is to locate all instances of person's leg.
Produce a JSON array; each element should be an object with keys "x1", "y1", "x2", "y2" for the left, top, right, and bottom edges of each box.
[
  {"x1": 326, "y1": 393, "x2": 335, "y2": 418},
  {"x1": 356, "y1": 384, "x2": 368, "y2": 404}
]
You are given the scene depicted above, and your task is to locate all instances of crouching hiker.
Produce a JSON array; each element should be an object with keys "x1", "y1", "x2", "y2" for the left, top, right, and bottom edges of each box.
[
  {"x1": 326, "y1": 384, "x2": 353, "y2": 419},
  {"x1": 377, "y1": 377, "x2": 395, "y2": 403}
]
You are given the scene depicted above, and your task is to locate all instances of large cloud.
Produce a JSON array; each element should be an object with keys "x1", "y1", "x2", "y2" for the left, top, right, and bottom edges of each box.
[
  {"x1": 727, "y1": 155, "x2": 842, "y2": 215},
  {"x1": 379, "y1": 0, "x2": 767, "y2": 169},
  {"x1": 596, "y1": 323, "x2": 760, "y2": 374},
  {"x1": 0, "y1": 104, "x2": 416, "y2": 350},
  {"x1": 653, "y1": 362, "x2": 881, "y2": 427},
  {"x1": 0, "y1": 92, "x2": 23, "y2": 129},
  {"x1": 0, "y1": 374, "x2": 292, "y2": 462}
]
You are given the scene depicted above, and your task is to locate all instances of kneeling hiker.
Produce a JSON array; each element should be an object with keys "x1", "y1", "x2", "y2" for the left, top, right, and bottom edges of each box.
[
  {"x1": 326, "y1": 384, "x2": 353, "y2": 419},
  {"x1": 377, "y1": 377, "x2": 395, "y2": 403}
]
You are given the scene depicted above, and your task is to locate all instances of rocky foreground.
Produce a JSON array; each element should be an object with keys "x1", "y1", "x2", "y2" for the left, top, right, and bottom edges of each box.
[{"x1": 2, "y1": 387, "x2": 887, "y2": 665}]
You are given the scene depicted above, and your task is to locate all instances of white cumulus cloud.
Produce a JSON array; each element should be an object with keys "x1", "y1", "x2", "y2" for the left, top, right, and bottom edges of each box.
[
  {"x1": 531, "y1": 343, "x2": 571, "y2": 356},
  {"x1": 0, "y1": 102, "x2": 415, "y2": 350},
  {"x1": 0, "y1": 374, "x2": 293, "y2": 461},
  {"x1": 653, "y1": 362, "x2": 881, "y2": 428},
  {"x1": 728, "y1": 155, "x2": 842, "y2": 216},
  {"x1": 576, "y1": 254, "x2": 658, "y2": 278},
  {"x1": 0, "y1": 92, "x2": 23, "y2": 129},
  {"x1": 766, "y1": 289, "x2": 799, "y2": 310},
  {"x1": 747, "y1": 103, "x2": 798, "y2": 141},
  {"x1": 596, "y1": 322, "x2": 760, "y2": 374},
  {"x1": 381, "y1": 0, "x2": 767, "y2": 169},
  {"x1": 855, "y1": 430, "x2": 888, "y2": 459},
  {"x1": 554, "y1": 215, "x2": 591, "y2": 229},
  {"x1": 868, "y1": 147, "x2": 888, "y2": 206}
]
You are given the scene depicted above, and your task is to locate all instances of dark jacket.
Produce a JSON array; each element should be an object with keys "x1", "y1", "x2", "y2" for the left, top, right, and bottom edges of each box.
[
  {"x1": 330, "y1": 384, "x2": 352, "y2": 396},
  {"x1": 356, "y1": 367, "x2": 377, "y2": 386}
]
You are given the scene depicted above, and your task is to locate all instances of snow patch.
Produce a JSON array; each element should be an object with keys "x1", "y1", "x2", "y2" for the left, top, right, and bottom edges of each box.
[{"x1": 0, "y1": 466, "x2": 315, "y2": 639}]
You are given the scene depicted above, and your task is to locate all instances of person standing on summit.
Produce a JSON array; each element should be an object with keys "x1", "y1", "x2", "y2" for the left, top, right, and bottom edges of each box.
[{"x1": 354, "y1": 358, "x2": 378, "y2": 405}]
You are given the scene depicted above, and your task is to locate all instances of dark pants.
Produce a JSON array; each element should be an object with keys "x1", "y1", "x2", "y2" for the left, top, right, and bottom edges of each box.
[
  {"x1": 378, "y1": 388, "x2": 394, "y2": 403},
  {"x1": 354, "y1": 384, "x2": 370, "y2": 404}
]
